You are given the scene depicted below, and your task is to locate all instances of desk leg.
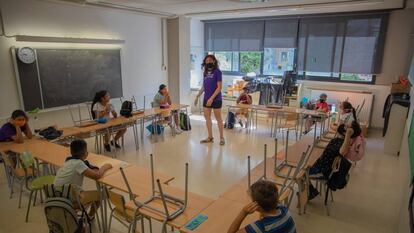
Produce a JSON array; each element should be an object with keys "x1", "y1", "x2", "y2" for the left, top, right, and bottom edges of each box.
[
  {"x1": 185, "y1": 107, "x2": 190, "y2": 131},
  {"x1": 299, "y1": 114, "x2": 304, "y2": 139},
  {"x1": 96, "y1": 182, "x2": 107, "y2": 233},
  {"x1": 270, "y1": 113, "x2": 274, "y2": 137},
  {"x1": 133, "y1": 123, "x2": 139, "y2": 151},
  {"x1": 255, "y1": 109, "x2": 258, "y2": 130},
  {"x1": 171, "y1": 111, "x2": 176, "y2": 137}
]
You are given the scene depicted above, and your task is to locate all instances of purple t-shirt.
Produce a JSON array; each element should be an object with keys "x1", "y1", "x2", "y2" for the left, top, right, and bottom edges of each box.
[
  {"x1": 0, "y1": 123, "x2": 26, "y2": 142},
  {"x1": 203, "y1": 69, "x2": 222, "y2": 102}
]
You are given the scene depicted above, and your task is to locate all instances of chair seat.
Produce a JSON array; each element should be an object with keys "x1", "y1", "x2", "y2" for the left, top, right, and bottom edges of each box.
[
  {"x1": 30, "y1": 175, "x2": 55, "y2": 190},
  {"x1": 114, "y1": 200, "x2": 139, "y2": 222}
]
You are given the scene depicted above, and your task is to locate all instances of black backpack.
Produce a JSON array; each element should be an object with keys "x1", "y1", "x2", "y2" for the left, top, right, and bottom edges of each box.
[
  {"x1": 224, "y1": 112, "x2": 236, "y2": 129},
  {"x1": 327, "y1": 156, "x2": 352, "y2": 191},
  {"x1": 120, "y1": 101, "x2": 133, "y2": 117},
  {"x1": 39, "y1": 127, "x2": 63, "y2": 140},
  {"x1": 179, "y1": 113, "x2": 192, "y2": 131}
]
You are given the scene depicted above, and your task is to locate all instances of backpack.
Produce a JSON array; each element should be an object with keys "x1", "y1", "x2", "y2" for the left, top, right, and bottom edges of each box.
[
  {"x1": 43, "y1": 184, "x2": 91, "y2": 233},
  {"x1": 146, "y1": 124, "x2": 164, "y2": 135},
  {"x1": 179, "y1": 113, "x2": 192, "y2": 131},
  {"x1": 39, "y1": 127, "x2": 63, "y2": 140},
  {"x1": 327, "y1": 156, "x2": 352, "y2": 191},
  {"x1": 224, "y1": 112, "x2": 236, "y2": 129},
  {"x1": 120, "y1": 101, "x2": 133, "y2": 117},
  {"x1": 345, "y1": 135, "x2": 366, "y2": 162}
]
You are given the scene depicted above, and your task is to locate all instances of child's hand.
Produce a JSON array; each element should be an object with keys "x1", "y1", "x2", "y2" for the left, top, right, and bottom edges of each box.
[
  {"x1": 242, "y1": 202, "x2": 260, "y2": 215},
  {"x1": 102, "y1": 163, "x2": 113, "y2": 170},
  {"x1": 345, "y1": 127, "x2": 354, "y2": 136}
]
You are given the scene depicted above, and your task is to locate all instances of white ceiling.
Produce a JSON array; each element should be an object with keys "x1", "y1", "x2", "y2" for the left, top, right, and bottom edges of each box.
[{"x1": 74, "y1": 0, "x2": 405, "y2": 19}]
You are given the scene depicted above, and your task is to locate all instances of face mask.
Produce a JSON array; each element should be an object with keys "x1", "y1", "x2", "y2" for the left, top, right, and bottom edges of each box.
[{"x1": 206, "y1": 63, "x2": 215, "y2": 70}]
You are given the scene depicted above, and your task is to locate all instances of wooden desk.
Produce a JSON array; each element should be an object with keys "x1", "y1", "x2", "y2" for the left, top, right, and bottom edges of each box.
[
  {"x1": 180, "y1": 197, "x2": 259, "y2": 233},
  {"x1": 0, "y1": 138, "x2": 130, "y2": 177}
]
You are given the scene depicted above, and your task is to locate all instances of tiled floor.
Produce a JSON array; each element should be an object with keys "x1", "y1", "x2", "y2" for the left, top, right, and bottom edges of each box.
[{"x1": 0, "y1": 115, "x2": 402, "y2": 233}]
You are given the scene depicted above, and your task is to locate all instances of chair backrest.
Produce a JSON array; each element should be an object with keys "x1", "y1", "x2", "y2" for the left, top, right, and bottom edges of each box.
[
  {"x1": 19, "y1": 151, "x2": 35, "y2": 170},
  {"x1": 107, "y1": 190, "x2": 129, "y2": 218},
  {"x1": 285, "y1": 112, "x2": 298, "y2": 122},
  {"x1": 2, "y1": 152, "x2": 23, "y2": 181},
  {"x1": 67, "y1": 103, "x2": 93, "y2": 126}
]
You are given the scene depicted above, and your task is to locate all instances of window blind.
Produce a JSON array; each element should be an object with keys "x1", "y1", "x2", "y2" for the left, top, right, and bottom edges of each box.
[
  {"x1": 263, "y1": 18, "x2": 298, "y2": 48},
  {"x1": 205, "y1": 20, "x2": 264, "y2": 52}
]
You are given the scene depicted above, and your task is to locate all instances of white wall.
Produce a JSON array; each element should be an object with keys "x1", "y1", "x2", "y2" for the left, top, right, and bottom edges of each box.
[
  {"x1": 397, "y1": 85, "x2": 414, "y2": 233},
  {"x1": 377, "y1": 9, "x2": 414, "y2": 85},
  {"x1": 0, "y1": 0, "x2": 167, "y2": 127}
]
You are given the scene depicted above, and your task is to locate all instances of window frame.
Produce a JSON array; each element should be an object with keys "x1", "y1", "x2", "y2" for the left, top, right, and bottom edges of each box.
[{"x1": 204, "y1": 11, "x2": 388, "y2": 84}]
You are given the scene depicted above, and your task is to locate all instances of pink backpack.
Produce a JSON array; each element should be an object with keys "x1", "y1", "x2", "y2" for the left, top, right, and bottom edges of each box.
[{"x1": 345, "y1": 135, "x2": 366, "y2": 162}]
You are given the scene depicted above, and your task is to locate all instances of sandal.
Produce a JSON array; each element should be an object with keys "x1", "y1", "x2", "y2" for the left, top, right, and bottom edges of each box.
[
  {"x1": 220, "y1": 138, "x2": 225, "y2": 146},
  {"x1": 200, "y1": 137, "x2": 214, "y2": 144}
]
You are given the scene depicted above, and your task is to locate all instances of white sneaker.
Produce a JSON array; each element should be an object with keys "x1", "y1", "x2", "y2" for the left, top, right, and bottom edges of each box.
[{"x1": 175, "y1": 127, "x2": 183, "y2": 134}]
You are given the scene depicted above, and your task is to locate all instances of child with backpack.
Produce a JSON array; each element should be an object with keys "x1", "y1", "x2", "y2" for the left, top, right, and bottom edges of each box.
[
  {"x1": 54, "y1": 139, "x2": 113, "y2": 218},
  {"x1": 308, "y1": 121, "x2": 365, "y2": 200}
]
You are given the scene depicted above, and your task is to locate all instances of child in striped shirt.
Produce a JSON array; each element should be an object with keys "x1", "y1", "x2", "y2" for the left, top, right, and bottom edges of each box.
[{"x1": 228, "y1": 180, "x2": 296, "y2": 233}]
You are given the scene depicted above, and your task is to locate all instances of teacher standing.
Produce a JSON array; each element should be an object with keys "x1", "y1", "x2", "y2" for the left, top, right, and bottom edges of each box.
[{"x1": 195, "y1": 54, "x2": 225, "y2": 145}]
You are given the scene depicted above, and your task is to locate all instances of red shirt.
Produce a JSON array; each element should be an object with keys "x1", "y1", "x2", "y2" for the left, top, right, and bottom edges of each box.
[
  {"x1": 316, "y1": 102, "x2": 329, "y2": 112},
  {"x1": 237, "y1": 94, "x2": 252, "y2": 104}
]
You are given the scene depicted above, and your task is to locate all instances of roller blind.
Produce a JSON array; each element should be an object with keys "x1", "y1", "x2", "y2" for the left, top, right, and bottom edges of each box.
[
  {"x1": 264, "y1": 18, "x2": 298, "y2": 48},
  {"x1": 298, "y1": 13, "x2": 388, "y2": 75},
  {"x1": 341, "y1": 14, "x2": 388, "y2": 74},
  {"x1": 298, "y1": 17, "x2": 345, "y2": 73},
  {"x1": 205, "y1": 20, "x2": 265, "y2": 52}
]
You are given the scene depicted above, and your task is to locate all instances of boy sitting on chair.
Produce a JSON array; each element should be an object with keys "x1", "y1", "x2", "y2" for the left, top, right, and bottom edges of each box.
[
  {"x1": 54, "y1": 139, "x2": 112, "y2": 218},
  {"x1": 228, "y1": 180, "x2": 296, "y2": 233}
]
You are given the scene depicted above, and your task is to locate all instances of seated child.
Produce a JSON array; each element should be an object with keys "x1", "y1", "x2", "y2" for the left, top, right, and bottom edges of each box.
[
  {"x1": 331, "y1": 101, "x2": 357, "y2": 131},
  {"x1": 91, "y1": 90, "x2": 127, "y2": 152},
  {"x1": 236, "y1": 87, "x2": 253, "y2": 127},
  {"x1": 0, "y1": 110, "x2": 33, "y2": 143},
  {"x1": 153, "y1": 84, "x2": 182, "y2": 134},
  {"x1": 308, "y1": 121, "x2": 362, "y2": 200},
  {"x1": 304, "y1": 93, "x2": 329, "y2": 134},
  {"x1": 228, "y1": 180, "x2": 296, "y2": 233},
  {"x1": 54, "y1": 139, "x2": 113, "y2": 217}
]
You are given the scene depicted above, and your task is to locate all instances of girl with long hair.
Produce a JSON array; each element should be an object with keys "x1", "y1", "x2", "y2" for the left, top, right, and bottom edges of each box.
[
  {"x1": 194, "y1": 54, "x2": 225, "y2": 145},
  {"x1": 91, "y1": 90, "x2": 126, "y2": 152}
]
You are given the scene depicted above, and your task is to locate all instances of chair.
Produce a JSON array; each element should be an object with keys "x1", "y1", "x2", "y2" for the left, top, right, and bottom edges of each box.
[
  {"x1": 308, "y1": 156, "x2": 351, "y2": 216},
  {"x1": 120, "y1": 155, "x2": 189, "y2": 233},
  {"x1": 2, "y1": 152, "x2": 31, "y2": 206},
  {"x1": 19, "y1": 151, "x2": 55, "y2": 222},
  {"x1": 107, "y1": 189, "x2": 143, "y2": 233},
  {"x1": 278, "y1": 112, "x2": 299, "y2": 142}
]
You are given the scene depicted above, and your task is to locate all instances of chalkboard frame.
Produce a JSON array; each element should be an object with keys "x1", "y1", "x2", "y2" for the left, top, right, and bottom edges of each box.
[{"x1": 11, "y1": 47, "x2": 123, "y2": 111}]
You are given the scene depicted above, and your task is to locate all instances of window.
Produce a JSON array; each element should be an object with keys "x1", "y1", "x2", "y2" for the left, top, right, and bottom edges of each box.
[
  {"x1": 263, "y1": 48, "x2": 295, "y2": 76},
  {"x1": 203, "y1": 12, "x2": 388, "y2": 84},
  {"x1": 209, "y1": 51, "x2": 262, "y2": 75},
  {"x1": 240, "y1": 52, "x2": 262, "y2": 74},
  {"x1": 209, "y1": 51, "x2": 239, "y2": 73},
  {"x1": 340, "y1": 73, "x2": 373, "y2": 82}
]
